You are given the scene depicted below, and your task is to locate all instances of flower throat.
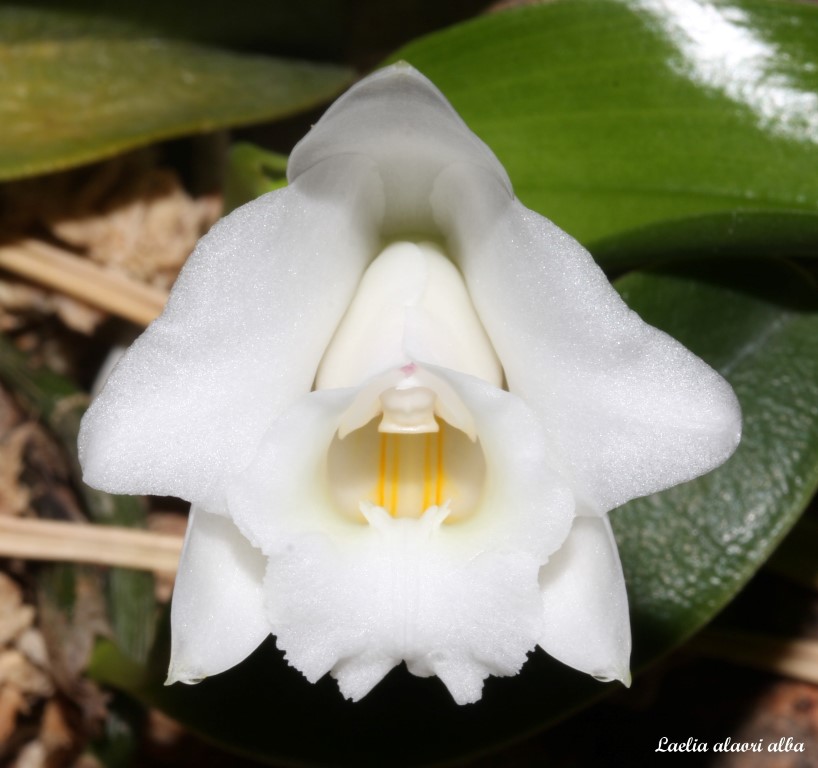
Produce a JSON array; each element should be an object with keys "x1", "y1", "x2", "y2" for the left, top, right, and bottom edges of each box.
[
  {"x1": 327, "y1": 415, "x2": 485, "y2": 523},
  {"x1": 316, "y1": 240, "x2": 499, "y2": 524}
]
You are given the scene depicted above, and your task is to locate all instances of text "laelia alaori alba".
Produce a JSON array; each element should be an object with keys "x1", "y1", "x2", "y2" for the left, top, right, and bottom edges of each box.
[{"x1": 656, "y1": 737, "x2": 804, "y2": 754}]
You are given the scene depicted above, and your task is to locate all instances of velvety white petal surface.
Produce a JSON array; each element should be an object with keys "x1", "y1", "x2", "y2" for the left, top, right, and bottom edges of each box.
[
  {"x1": 227, "y1": 365, "x2": 575, "y2": 703},
  {"x1": 289, "y1": 63, "x2": 511, "y2": 235},
  {"x1": 538, "y1": 514, "x2": 631, "y2": 684},
  {"x1": 167, "y1": 506, "x2": 269, "y2": 685},
  {"x1": 432, "y1": 163, "x2": 742, "y2": 514},
  {"x1": 428, "y1": 366, "x2": 575, "y2": 562},
  {"x1": 79, "y1": 154, "x2": 383, "y2": 512},
  {"x1": 228, "y1": 386, "x2": 358, "y2": 546},
  {"x1": 265, "y1": 508, "x2": 544, "y2": 705},
  {"x1": 316, "y1": 240, "x2": 502, "y2": 389}
]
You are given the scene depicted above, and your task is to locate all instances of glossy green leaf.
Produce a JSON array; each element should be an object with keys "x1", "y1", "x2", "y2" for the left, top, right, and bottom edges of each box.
[
  {"x1": 0, "y1": 6, "x2": 352, "y2": 181},
  {"x1": 389, "y1": 0, "x2": 818, "y2": 262},
  {"x1": 615, "y1": 259, "x2": 818, "y2": 662},
  {"x1": 89, "y1": 258, "x2": 818, "y2": 765}
]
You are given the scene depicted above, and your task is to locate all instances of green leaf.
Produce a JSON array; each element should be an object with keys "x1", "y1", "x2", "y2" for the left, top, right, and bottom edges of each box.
[
  {"x1": 389, "y1": 0, "x2": 818, "y2": 262},
  {"x1": 614, "y1": 259, "x2": 818, "y2": 662},
  {"x1": 89, "y1": 259, "x2": 818, "y2": 765},
  {"x1": 0, "y1": 6, "x2": 353, "y2": 181}
]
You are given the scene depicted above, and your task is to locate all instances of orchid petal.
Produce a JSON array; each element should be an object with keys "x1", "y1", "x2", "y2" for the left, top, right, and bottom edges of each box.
[
  {"x1": 167, "y1": 506, "x2": 269, "y2": 685},
  {"x1": 79, "y1": 154, "x2": 384, "y2": 512},
  {"x1": 432, "y1": 163, "x2": 742, "y2": 514},
  {"x1": 227, "y1": 387, "x2": 357, "y2": 546},
  {"x1": 427, "y1": 366, "x2": 575, "y2": 561},
  {"x1": 537, "y1": 515, "x2": 631, "y2": 684}
]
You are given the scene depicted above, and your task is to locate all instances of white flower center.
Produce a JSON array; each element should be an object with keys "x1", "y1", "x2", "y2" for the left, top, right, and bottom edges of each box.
[
  {"x1": 328, "y1": 365, "x2": 485, "y2": 522},
  {"x1": 327, "y1": 414, "x2": 484, "y2": 522},
  {"x1": 315, "y1": 240, "x2": 501, "y2": 524}
]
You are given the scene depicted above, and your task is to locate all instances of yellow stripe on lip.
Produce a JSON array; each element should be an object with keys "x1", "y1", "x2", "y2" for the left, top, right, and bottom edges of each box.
[{"x1": 376, "y1": 422, "x2": 447, "y2": 517}]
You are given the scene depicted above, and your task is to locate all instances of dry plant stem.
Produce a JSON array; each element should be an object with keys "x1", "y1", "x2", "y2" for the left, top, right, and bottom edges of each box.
[
  {"x1": 0, "y1": 238, "x2": 167, "y2": 325},
  {"x1": 694, "y1": 629, "x2": 818, "y2": 685},
  {"x1": 0, "y1": 516, "x2": 182, "y2": 574}
]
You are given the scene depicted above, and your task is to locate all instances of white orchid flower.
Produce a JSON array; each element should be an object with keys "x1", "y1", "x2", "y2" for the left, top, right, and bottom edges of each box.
[{"x1": 78, "y1": 63, "x2": 741, "y2": 705}]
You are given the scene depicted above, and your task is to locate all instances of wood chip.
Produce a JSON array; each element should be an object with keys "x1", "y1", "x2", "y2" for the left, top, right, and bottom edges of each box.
[
  {"x1": 15, "y1": 629, "x2": 49, "y2": 671},
  {"x1": 0, "y1": 424, "x2": 37, "y2": 518},
  {"x1": 0, "y1": 651, "x2": 54, "y2": 698},
  {"x1": 0, "y1": 685, "x2": 26, "y2": 745},
  {"x1": 39, "y1": 699, "x2": 73, "y2": 753},
  {"x1": 13, "y1": 739, "x2": 46, "y2": 768},
  {"x1": 0, "y1": 573, "x2": 34, "y2": 646}
]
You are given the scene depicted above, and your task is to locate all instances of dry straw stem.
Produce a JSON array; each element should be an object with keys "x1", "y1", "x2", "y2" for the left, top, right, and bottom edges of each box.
[
  {"x1": 0, "y1": 239, "x2": 167, "y2": 326},
  {"x1": 0, "y1": 516, "x2": 182, "y2": 574},
  {"x1": 694, "y1": 629, "x2": 818, "y2": 685}
]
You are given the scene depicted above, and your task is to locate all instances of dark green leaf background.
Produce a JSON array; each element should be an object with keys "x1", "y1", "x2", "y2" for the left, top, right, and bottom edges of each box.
[
  {"x1": 391, "y1": 0, "x2": 818, "y2": 264},
  {"x1": 616, "y1": 260, "x2": 818, "y2": 661}
]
